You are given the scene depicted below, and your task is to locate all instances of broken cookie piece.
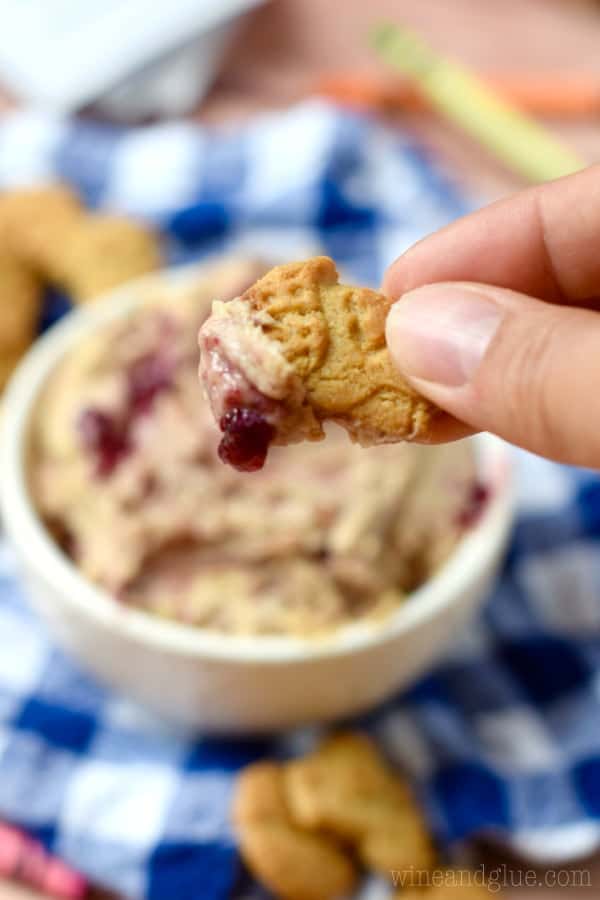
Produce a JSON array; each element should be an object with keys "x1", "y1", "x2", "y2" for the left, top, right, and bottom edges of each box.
[{"x1": 198, "y1": 255, "x2": 436, "y2": 471}]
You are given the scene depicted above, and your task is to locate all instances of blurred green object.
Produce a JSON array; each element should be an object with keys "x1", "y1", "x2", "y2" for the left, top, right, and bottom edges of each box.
[{"x1": 372, "y1": 22, "x2": 586, "y2": 183}]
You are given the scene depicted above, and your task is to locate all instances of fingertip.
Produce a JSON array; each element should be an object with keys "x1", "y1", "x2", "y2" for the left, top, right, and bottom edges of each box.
[
  {"x1": 381, "y1": 254, "x2": 407, "y2": 300},
  {"x1": 382, "y1": 236, "x2": 429, "y2": 299},
  {"x1": 416, "y1": 414, "x2": 477, "y2": 445}
]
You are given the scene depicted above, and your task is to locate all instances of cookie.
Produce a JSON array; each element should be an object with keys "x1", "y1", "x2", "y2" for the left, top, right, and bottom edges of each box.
[
  {"x1": 52, "y1": 214, "x2": 162, "y2": 301},
  {"x1": 199, "y1": 256, "x2": 436, "y2": 471},
  {"x1": 360, "y1": 809, "x2": 438, "y2": 878},
  {"x1": 0, "y1": 184, "x2": 83, "y2": 276},
  {"x1": 397, "y1": 874, "x2": 493, "y2": 899},
  {"x1": 233, "y1": 761, "x2": 357, "y2": 900},
  {"x1": 0, "y1": 348, "x2": 26, "y2": 390},
  {"x1": 284, "y1": 733, "x2": 437, "y2": 878},
  {"x1": 0, "y1": 251, "x2": 41, "y2": 349},
  {"x1": 0, "y1": 251, "x2": 42, "y2": 388},
  {"x1": 283, "y1": 733, "x2": 391, "y2": 835}
]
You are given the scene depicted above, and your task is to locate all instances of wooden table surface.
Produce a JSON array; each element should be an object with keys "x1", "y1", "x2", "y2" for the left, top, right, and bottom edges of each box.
[{"x1": 2, "y1": 0, "x2": 600, "y2": 896}]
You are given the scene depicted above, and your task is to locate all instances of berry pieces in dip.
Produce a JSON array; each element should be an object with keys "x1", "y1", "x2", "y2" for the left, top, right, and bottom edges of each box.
[{"x1": 30, "y1": 258, "x2": 481, "y2": 638}]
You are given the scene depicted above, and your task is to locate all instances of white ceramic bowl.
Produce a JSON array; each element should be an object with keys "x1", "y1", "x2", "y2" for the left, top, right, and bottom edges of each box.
[{"x1": 0, "y1": 267, "x2": 514, "y2": 734}]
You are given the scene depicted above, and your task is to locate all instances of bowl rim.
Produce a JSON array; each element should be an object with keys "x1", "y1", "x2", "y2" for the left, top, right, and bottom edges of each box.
[{"x1": 0, "y1": 262, "x2": 514, "y2": 664}]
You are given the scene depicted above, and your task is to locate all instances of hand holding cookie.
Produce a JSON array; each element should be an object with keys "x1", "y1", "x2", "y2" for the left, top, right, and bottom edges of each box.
[{"x1": 384, "y1": 164, "x2": 600, "y2": 468}]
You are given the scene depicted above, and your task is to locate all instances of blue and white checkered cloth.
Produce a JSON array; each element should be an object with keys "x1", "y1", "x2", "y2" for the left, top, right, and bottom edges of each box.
[{"x1": 1, "y1": 101, "x2": 600, "y2": 899}]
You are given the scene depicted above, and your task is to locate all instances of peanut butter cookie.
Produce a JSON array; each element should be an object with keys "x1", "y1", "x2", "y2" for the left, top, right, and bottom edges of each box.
[
  {"x1": 52, "y1": 214, "x2": 162, "y2": 301},
  {"x1": 0, "y1": 250, "x2": 42, "y2": 388},
  {"x1": 199, "y1": 256, "x2": 435, "y2": 471},
  {"x1": 0, "y1": 184, "x2": 83, "y2": 277},
  {"x1": 0, "y1": 348, "x2": 26, "y2": 390},
  {"x1": 284, "y1": 733, "x2": 437, "y2": 878},
  {"x1": 397, "y1": 874, "x2": 493, "y2": 899},
  {"x1": 233, "y1": 761, "x2": 357, "y2": 900}
]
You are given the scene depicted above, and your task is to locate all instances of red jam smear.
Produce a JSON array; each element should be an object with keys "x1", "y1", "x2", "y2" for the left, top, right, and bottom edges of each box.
[
  {"x1": 78, "y1": 409, "x2": 130, "y2": 477},
  {"x1": 456, "y1": 482, "x2": 490, "y2": 528},
  {"x1": 218, "y1": 408, "x2": 275, "y2": 472},
  {"x1": 127, "y1": 350, "x2": 174, "y2": 415},
  {"x1": 79, "y1": 342, "x2": 176, "y2": 478}
]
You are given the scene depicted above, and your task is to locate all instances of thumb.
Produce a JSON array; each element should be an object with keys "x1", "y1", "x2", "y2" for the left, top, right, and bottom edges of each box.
[{"x1": 385, "y1": 281, "x2": 600, "y2": 467}]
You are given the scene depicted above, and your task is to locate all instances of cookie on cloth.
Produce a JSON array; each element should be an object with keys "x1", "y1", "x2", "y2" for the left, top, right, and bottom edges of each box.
[
  {"x1": 198, "y1": 256, "x2": 436, "y2": 471},
  {"x1": 284, "y1": 732, "x2": 437, "y2": 878},
  {"x1": 0, "y1": 183, "x2": 83, "y2": 276},
  {"x1": 0, "y1": 251, "x2": 42, "y2": 388},
  {"x1": 396, "y1": 874, "x2": 493, "y2": 899},
  {"x1": 0, "y1": 347, "x2": 27, "y2": 390},
  {"x1": 52, "y1": 214, "x2": 162, "y2": 301},
  {"x1": 233, "y1": 761, "x2": 357, "y2": 900}
]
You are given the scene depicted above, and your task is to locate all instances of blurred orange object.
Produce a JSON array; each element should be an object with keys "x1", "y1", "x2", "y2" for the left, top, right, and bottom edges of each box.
[{"x1": 317, "y1": 71, "x2": 600, "y2": 118}]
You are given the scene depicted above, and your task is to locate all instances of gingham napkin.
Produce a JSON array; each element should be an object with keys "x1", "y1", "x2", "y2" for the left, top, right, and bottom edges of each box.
[{"x1": 1, "y1": 102, "x2": 600, "y2": 900}]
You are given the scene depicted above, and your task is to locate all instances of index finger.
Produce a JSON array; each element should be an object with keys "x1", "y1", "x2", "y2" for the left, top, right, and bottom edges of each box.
[{"x1": 383, "y1": 163, "x2": 600, "y2": 305}]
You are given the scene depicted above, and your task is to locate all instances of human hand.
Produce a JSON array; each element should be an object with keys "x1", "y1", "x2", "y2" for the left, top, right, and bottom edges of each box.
[{"x1": 384, "y1": 164, "x2": 600, "y2": 467}]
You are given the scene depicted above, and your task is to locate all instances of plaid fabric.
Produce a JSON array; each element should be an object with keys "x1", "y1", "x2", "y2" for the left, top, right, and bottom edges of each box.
[{"x1": 1, "y1": 102, "x2": 600, "y2": 899}]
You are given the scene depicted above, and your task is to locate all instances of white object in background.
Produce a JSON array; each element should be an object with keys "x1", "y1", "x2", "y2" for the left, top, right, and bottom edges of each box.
[
  {"x1": 0, "y1": 264, "x2": 514, "y2": 734},
  {"x1": 96, "y1": 26, "x2": 232, "y2": 121},
  {"x1": 0, "y1": 0, "x2": 264, "y2": 119}
]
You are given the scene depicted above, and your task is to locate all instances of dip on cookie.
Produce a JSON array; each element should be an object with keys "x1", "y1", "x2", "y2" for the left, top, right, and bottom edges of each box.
[
  {"x1": 198, "y1": 256, "x2": 436, "y2": 471},
  {"x1": 31, "y1": 258, "x2": 480, "y2": 637}
]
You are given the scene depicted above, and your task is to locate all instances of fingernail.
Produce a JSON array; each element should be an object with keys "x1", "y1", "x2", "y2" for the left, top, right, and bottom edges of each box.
[{"x1": 386, "y1": 284, "x2": 504, "y2": 386}]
